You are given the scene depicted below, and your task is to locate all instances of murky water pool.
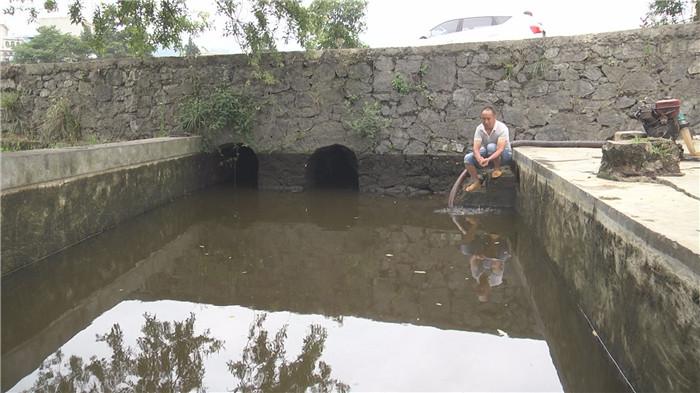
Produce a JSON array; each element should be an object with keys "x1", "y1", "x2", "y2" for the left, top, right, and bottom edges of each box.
[{"x1": 2, "y1": 185, "x2": 627, "y2": 392}]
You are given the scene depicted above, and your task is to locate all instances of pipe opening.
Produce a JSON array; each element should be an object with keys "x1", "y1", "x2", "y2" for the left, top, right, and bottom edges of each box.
[
  {"x1": 219, "y1": 144, "x2": 258, "y2": 188},
  {"x1": 305, "y1": 144, "x2": 359, "y2": 190}
]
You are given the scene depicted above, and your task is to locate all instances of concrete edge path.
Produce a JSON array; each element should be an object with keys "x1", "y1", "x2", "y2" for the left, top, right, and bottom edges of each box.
[
  {"x1": 1, "y1": 136, "x2": 202, "y2": 191},
  {"x1": 514, "y1": 146, "x2": 700, "y2": 273}
]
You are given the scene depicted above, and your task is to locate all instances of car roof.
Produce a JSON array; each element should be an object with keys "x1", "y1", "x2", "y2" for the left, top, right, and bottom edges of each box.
[
  {"x1": 430, "y1": 11, "x2": 532, "y2": 30},
  {"x1": 427, "y1": 11, "x2": 537, "y2": 29}
]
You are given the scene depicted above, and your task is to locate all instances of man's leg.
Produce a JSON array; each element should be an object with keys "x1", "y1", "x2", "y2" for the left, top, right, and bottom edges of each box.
[
  {"x1": 463, "y1": 147, "x2": 487, "y2": 191},
  {"x1": 492, "y1": 148, "x2": 512, "y2": 179}
]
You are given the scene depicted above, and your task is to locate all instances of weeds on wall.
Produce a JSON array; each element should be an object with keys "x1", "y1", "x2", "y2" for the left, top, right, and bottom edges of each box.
[
  {"x1": 503, "y1": 63, "x2": 515, "y2": 80},
  {"x1": 391, "y1": 73, "x2": 411, "y2": 94},
  {"x1": 41, "y1": 97, "x2": 81, "y2": 144},
  {"x1": 344, "y1": 101, "x2": 390, "y2": 141},
  {"x1": 179, "y1": 86, "x2": 258, "y2": 150},
  {"x1": 1, "y1": 90, "x2": 25, "y2": 134},
  {"x1": 390, "y1": 68, "x2": 435, "y2": 106}
]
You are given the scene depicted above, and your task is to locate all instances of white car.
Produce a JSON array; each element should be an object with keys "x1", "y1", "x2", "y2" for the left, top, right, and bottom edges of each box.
[{"x1": 417, "y1": 11, "x2": 545, "y2": 45}]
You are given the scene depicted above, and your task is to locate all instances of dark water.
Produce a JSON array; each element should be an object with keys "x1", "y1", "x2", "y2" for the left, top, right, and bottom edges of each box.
[{"x1": 2, "y1": 185, "x2": 628, "y2": 392}]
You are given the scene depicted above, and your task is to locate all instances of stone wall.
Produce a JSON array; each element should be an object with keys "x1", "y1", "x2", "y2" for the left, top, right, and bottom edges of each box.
[{"x1": 1, "y1": 23, "x2": 699, "y2": 156}]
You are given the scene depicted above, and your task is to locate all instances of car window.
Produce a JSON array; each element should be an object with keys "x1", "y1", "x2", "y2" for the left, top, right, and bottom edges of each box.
[
  {"x1": 492, "y1": 16, "x2": 512, "y2": 25},
  {"x1": 460, "y1": 16, "x2": 495, "y2": 30},
  {"x1": 430, "y1": 19, "x2": 461, "y2": 36}
]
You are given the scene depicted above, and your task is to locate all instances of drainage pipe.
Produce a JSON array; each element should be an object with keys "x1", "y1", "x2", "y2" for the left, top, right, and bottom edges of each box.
[{"x1": 447, "y1": 140, "x2": 606, "y2": 208}]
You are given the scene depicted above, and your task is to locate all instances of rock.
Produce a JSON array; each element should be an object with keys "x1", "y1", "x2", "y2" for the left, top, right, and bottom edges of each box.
[
  {"x1": 347, "y1": 62, "x2": 371, "y2": 81},
  {"x1": 592, "y1": 83, "x2": 618, "y2": 100},
  {"x1": 452, "y1": 88, "x2": 473, "y2": 109},
  {"x1": 615, "y1": 96, "x2": 637, "y2": 109},
  {"x1": 582, "y1": 66, "x2": 603, "y2": 81},
  {"x1": 374, "y1": 56, "x2": 394, "y2": 72},
  {"x1": 423, "y1": 56, "x2": 456, "y2": 91},
  {"x1": 570, "y1": 79, "x2": 595, "y2": 98},
  {"x1": 598, "y1": 138, "x2": 682, "y2": 180},
  {"x1": 620, "y1": 72, "x2": 656, "y2": 93},
  {"x1": 395, "y1": 56, "x2": 423, "y2": 74},
  {"x1": 688, "y1": 60, "x2": 700, "y2": 75},
  {"x1": 544, "y1": 47, "x2": 559, "y2": 59},
  {"x1": 372, "y1": 70, "x2": 394, "y2": 93}
]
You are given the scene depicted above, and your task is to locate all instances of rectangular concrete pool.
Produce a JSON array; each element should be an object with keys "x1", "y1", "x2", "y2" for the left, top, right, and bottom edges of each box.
[{"x1": 1, "y1": 186, "x2": 627, "y2": 392}]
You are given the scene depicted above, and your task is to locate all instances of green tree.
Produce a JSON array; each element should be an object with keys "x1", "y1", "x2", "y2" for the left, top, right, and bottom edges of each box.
[
  {"x1": 214, "y1": 0, "x2": 367, "y2": 52},
  {"x1": 305, "y1": 0, "x2": 367, "y2": 49},
  {"x1": 4, "y1": 0, "x2": 208, "y2": 57},
  {"x1": 642, "y1": 0, "x2": 699, "y2": 26},
  {"x1": 4, "y1": 0, "x2": 367, "y2": 63},
  {"x1": 12, "y1": 25, "x2": 90, "y2": 63},
  {"x1": 181, "y1": 36, "x2": 201, "y2": 57},
  {"x1": 80, "y1": 25, "x2": 131, "y2": 58},
  {"x1": 213, "y1": 0, "x2": 367, "y2": 74}
]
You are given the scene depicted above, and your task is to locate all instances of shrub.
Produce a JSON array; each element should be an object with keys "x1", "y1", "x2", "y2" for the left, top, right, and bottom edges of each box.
[
  {"x1": 179, "y1": 87, "x2": 257, "y2": 147},
  {"x1": 41, "y1": 97, "x2": 81, "y2": 143}
]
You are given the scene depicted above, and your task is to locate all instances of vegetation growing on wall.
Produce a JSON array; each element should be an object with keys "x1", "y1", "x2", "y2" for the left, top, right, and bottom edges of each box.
[
  {"x1": 1, "y1": 90, "x2": 24, "y2": 134},
  {"x1": 391, "y1": 73, "x2": 412, "y2": 95},
  {"x1": 178, "y1": 86, "x2": 258, "y2": 149},
  {"x1": 344, "y1": 101, "x2": 390, "y2": 141},
  {"x1": 41, "y1": 97, "x2": 81, "y2": 144}
]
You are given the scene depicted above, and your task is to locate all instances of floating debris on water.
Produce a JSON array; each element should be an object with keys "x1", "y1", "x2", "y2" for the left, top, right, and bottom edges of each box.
[{"x1": 413, "y1": 270, "x2": 427, "y2": 274}]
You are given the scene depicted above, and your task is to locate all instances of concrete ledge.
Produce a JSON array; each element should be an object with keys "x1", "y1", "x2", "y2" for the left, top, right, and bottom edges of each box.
[
  {"x1": 513, "y1": 147, "x2": 699, "y2": 272},
  {"x1": 514, "y1": 146, "x2": 700, "y2": 392},
  {"x1": 1, "y1": 137, "x2": 202, "y2": 191},
  {"x1": 1, "y1": 137, "x2": 224, "y2": 275}
]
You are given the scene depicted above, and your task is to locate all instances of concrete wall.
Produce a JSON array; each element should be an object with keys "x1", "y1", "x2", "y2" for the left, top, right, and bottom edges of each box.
[
  {"x1": 1, "y1": 24, "x2": 699, "y2": 156},
  {"x1": 514, "y1": 149, "x2": 700, "y2": 392},
  {"x1": 0, "y1": 137, "x2": 226, "y2": 275}
]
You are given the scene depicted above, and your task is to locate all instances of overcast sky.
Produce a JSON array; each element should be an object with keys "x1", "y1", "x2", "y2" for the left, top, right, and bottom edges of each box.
[{"x1": 2, "y1": 0, "x2": 657, "y2": 54}]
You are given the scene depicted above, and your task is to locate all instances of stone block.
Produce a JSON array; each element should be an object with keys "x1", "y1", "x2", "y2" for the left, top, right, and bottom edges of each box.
[{"x1": 597, "y1": 138, "x2": 682, "y2": 180}]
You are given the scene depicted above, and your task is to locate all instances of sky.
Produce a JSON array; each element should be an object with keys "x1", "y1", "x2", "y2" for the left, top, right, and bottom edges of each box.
[{"x1": 2, "y1": 0, "x2": 657, "y2": 54}]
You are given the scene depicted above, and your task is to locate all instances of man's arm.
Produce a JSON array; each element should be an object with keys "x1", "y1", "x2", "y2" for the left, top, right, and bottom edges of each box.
[
  {"x1": 485, "y1": 136, "x2": 507, "y2": 163},
  {"x1": 473, "y1": 139, "x2": 489, "y2": 167},
  {"x1": 472, "y1": 138, "x2": 483, "y2": 159}
]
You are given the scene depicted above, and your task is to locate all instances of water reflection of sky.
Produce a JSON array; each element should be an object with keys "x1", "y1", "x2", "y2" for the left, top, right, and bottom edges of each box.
[{"x1": 11, "y1": 300, "x2": 563, "y2": 392}]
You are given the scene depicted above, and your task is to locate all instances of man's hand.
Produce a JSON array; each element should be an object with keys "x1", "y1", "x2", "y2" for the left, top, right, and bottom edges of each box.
[{"x1": 478, "y1": 156, "x2": 489, "y2": 167}]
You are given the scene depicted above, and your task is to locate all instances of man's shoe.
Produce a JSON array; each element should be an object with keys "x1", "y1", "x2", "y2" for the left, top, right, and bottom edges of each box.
[
  {"x1": 464, "y1": 181, "x2": 481, "y2": 192},
  {"x1": 492, "y1": 169, "x2": 503, "y2": 179}
]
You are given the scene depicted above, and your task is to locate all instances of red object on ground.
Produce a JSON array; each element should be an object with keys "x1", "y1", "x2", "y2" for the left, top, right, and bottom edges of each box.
[{"x1": 654, "y1": 99, "x2": 681, "y2": 117}]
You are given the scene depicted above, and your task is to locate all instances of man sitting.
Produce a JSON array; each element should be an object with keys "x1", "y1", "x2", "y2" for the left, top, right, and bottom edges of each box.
[{"x1": 463, "y1": 105, "x2": 512, "y2": 192}]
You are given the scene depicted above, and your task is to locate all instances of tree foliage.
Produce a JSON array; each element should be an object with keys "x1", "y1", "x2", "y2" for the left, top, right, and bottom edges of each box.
[
  {"x1": 181, "y1": 36, "x2": 201, "y2": 57},
  {"x1": 4, "y1": 0, "x2": 367, "y2": 63},
  {"x1": 86, "y1": 0, "x2": 209, "y2": 57},
  {"x1": 12, "y1": 25, "x2": 90, "y2": 63},
  {"x1": 25, "y1": 313, "x2": 346, "y2": 393},
  {"x1": 215, "y1": 0, "x2": 367, "y2": 53},
  {"x1": 306, "y1": 0, "x2": 367, "y2": 49},
  {"x1": 4, "y1": 0, "x2": 208, "y2": 58},
  {"x1": 642, "y1": 0, "x2": 699, "y2": 26}
]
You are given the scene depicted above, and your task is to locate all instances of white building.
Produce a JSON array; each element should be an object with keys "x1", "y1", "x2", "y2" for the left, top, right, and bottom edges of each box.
[
  {"x1": 37, "y1": 16, "x2": 85, "y2": 36},
  {"x1": 0, "y1": 24, "x2": 29, "y2": 62}
]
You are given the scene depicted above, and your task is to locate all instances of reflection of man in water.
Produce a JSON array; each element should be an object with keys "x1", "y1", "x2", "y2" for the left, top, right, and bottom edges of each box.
[
  {"x1": 464, "y1": 232, "x2": 510, "y2": 302},
  {"x1": 472, "y1": 256, "x2": 505, "y2": 302}
]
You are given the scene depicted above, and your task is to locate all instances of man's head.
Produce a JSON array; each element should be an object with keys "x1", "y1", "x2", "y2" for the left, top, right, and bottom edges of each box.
[{"x1": 480, "y1": 106, "x2": 497, "y2": 132}]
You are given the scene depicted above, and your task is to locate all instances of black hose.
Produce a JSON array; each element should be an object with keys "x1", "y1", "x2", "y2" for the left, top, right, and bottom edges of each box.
[{"x1": 511, "y1": 140, "x2": 606, "y2": 148}]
